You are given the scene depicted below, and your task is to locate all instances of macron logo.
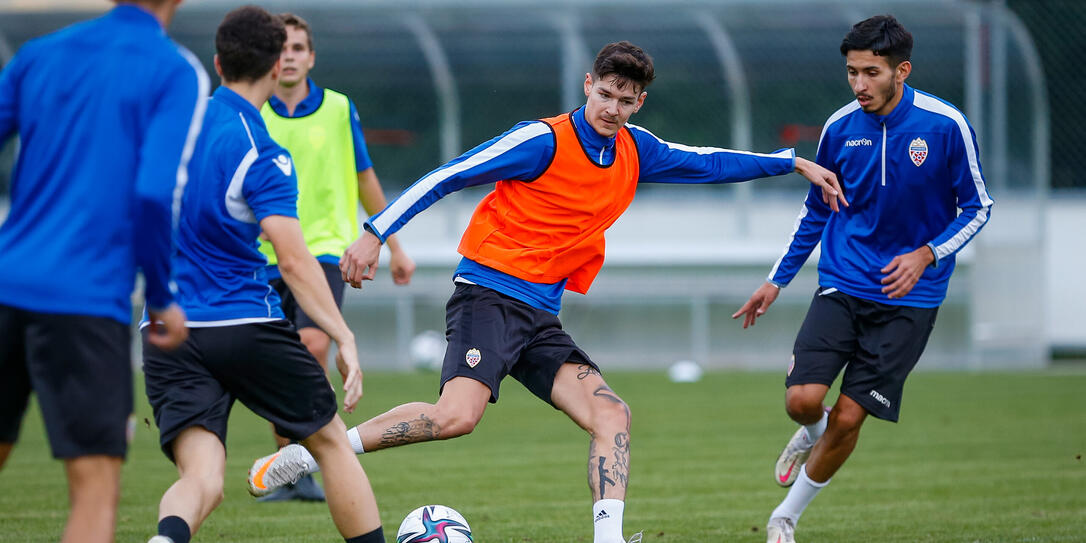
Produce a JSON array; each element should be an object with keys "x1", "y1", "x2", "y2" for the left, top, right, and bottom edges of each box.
[
  {"x1": 870, "y1": 389, "x2": 891, "y2": 408},
  {"x1": 594, "y1": 510, "x2": 610, "y2": 523},
  {"x1": 845, "y1": 138, "x2": 873, "y2": 147},
  {"x1": 273, "y1": 154, "x2": 292, "y2": 176}
]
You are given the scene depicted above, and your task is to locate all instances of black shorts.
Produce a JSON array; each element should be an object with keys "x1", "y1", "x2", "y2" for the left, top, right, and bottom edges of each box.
[
  {"x1": 270, "y1": 261, "x2": 346, "y2": 332},
  {"x1": 440, "y1": 283, "x2": 598, "y2": 407},
  {"x1": 788, "y1": 287, "x2": 938, "y2": 422},
  {"x1": 0, "y1": 304, "x2": 132, "y2": 458},
  {"x1": 142, "y1": 320, "x2": 337, "y2": 462}
]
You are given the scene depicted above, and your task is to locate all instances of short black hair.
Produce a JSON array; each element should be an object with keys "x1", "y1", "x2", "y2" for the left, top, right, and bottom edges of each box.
[
  {"x1": 840, "y1": 15, "x2": 913, "y2": 68},
  {"x1": 593, "y1": 41, "x2": 655, "y2": 92},
  {"x1": 215, "y1": 5, "x2": 286, "y2": 83}
]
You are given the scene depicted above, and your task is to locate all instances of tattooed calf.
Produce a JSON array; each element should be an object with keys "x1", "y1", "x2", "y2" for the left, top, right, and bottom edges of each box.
[{"x1": 378, "y1": 413, "x2": 441, "y2": 447}]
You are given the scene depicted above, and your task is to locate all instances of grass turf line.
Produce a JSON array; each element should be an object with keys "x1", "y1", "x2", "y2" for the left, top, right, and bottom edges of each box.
[{"x1": 0, "y1": 370, "x2": 1083, "y2": 542}]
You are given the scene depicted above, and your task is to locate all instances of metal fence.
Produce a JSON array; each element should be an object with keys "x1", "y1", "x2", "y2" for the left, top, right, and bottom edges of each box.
[{"x1": 0, "y1": 0, "x2": 1062, "y2": 368}]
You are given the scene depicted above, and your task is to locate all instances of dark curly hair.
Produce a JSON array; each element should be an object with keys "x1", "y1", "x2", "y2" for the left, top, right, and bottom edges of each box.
[
  {"x1": 215, "y1": 5, "x2": 287, "y2": 83},
  {"x1": 593, "y1": 41, "x2": 655, "y2": 92},
  {"x1": 840, "y1": 15, "x2": 913, "y2": 68}
]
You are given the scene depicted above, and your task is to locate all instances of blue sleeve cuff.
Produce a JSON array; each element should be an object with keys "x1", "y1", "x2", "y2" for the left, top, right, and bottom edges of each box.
[
  {"x1": 767, "y1": 278, "x2": 787, "y2": 289},
  {"x1": 363, "y1": 220, "x2": 387, "y2": 244},
  {"x1": 926, "y1": 242, "x2": 940, "y2": 269}
]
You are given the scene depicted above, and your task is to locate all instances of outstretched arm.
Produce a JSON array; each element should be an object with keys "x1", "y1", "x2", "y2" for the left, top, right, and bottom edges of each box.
[
  {"x1": 357, "y1": 167, "x2": 415, "y2": 285},
  {"x1": 342, "y1": 120, "x2": 556, "y2": 287},
  {"x1": 794, "y1": 157, "x2": 848, "y2": 212},
  {"x1": 627, "y1": 124, "x2": 847, "y2": 211}
]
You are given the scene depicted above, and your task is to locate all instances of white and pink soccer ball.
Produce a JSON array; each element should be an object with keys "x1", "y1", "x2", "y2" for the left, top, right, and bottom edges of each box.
[{"x1": 396, "y1": 504, "x2": 473, "y2": 542}]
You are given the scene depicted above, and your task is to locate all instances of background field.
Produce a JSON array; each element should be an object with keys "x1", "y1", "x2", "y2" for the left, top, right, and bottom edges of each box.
[{"x1": 1, "y1": 369, "x2": 1083, "y2": 542}]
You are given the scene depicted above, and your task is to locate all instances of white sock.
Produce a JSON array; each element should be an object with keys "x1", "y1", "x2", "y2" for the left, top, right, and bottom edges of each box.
[
  {"x1": 592, "y1": 499, "x2": 625, "y2": 543},
  {"x1": 292, "y1": 444, "x2": 320, "y2": 474},
  {"x1": 804, "y1": 410, "x2": 828, "y2": 443},
  {"x1": 347, "y1": 427, "x2": 366, "y2": 454},
  {"x1": 770, "y1": 465, "x2": 829, "y2": 524}
]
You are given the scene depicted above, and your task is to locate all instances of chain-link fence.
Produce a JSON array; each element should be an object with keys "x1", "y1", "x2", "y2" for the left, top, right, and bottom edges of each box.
[
  {"x1": 1008, "y1": 0, "x2": 1086, "y2": 190},
  {"x1": 2, "y1": 0, "x2": 1065, "y2": 195},
  {"x1": 0, "y1": 0, "x2": 1067, "y2": 367}
]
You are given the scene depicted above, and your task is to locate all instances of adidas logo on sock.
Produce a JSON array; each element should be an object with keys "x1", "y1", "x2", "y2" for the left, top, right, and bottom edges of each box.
[{"x1": 594, "y1": 509, "x2": 610, "y2": 522}]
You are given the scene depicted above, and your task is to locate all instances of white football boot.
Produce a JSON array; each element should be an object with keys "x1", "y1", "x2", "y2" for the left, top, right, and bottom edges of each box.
[
  {"x1": 774, "y1": 426, "x2": 814, "y2": 487},
  {"x1": 766, "y1": 517, "x2": 796, "y2": 543},
  {"x1": 247, "y1": 443, "x2": 316, "y2": 497}
]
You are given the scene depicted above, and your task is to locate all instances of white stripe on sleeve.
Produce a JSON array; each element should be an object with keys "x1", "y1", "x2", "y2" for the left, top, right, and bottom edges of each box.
[
  {"x1": 371, "y1": 121, "x2": 552, "y2": 235},
  {"x1": 913, "y1": 93, "x2": 994, "y2": 258},
  {"x1": 627, "y1": 123, "x2": 793, "y2": 159},
  {"x1": 225, "y1": 113, "x2": 259, "y2": 223},
  {"x1": 767, "y1": 203, "x2": 810, "y2": 282},
  {"x1": 171, "y1": 46, "x2": 210, "y2": 230},
  {"x1": 815, "y1": 101, "x2": 860, "y2": 156}
]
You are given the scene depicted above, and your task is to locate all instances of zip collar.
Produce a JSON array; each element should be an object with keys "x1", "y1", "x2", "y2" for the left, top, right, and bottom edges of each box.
[
  {"x1": 867, "y1": 83, "x2": 914, "y2": 128},
  {"x1": 571, "y1": 106, "x2": 617, "y2": 166}
]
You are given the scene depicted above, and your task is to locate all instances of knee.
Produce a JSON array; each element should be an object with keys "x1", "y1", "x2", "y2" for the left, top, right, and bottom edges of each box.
[
  {"x1": 181, "y1": 470, "x2": 224, "y2": 508},
  {"x1": 299, "y1": 328, "x2": 331, "y2": 364},
  {"x1": 305, "y1": 416, "x2": 348, "y2": 452},
  {"x1": 432, "y1": 404, "x2": 481, "y2": 439},
  {"x1": 591, "y1": 395, "x2": 631, "y2": 434},
  {"x1": 784, "y1": 392, "x2": 824, "y2": 423},
  {"x1": 828, "y1": 404, "x2": 866, "y2": 433}
]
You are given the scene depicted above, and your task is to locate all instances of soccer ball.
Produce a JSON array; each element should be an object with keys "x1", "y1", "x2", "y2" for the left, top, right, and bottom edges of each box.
[
  {"x1": 667, "y1": 359, "x2": 703, "y2": 383},
  {"x1": 409, "y1": 330, "x2": 447, "y2": 372},
  {"x1": 396, "y1": 504, "x2": 473, "y2": 542}
]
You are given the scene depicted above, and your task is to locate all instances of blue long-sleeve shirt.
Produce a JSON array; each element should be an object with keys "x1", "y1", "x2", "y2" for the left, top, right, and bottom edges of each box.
[
  {"x1": 168, "y1": 87, "x2": 297, "y2": 325},
  {"x1": 366, "y1": 106, "x2": 796, "y2": 313},
  {"x1": 0, "y1": 5, "x2": 209, "y2": 323},
  {"x1": 768, "y1": 84, "x2": 993, "y2": 307}
]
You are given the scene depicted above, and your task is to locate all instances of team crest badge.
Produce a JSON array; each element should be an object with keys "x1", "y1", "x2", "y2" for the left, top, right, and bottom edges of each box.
[
  {"x1": 465, "y1": 348, "x2": 482, "y2": 368},
  {"x1": 908, "y1": 137, "x2": 928, "y2": 167}
]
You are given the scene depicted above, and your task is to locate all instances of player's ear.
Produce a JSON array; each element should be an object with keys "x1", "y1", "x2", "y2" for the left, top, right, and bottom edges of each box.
[
  {"x1": 896, "y1": 60, "x2": 912, "y2": 83},
  {"x1": 634, "y1": 91, "x2": 647, "y2": 113},
  {"x1": 213, "y1": 54, "x2": 223, "y2": 78},
  {"x1": 583, "y1": 73, "x2": 593, "y2": 97},
  {"x1": 270, "y1": 57, "x2": 282, "y2": 81}
]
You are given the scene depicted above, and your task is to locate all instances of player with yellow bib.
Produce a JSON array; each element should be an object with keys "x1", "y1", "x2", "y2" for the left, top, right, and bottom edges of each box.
[{"x1": 256, "y1": 12, "x2": 415, "y2": 502}]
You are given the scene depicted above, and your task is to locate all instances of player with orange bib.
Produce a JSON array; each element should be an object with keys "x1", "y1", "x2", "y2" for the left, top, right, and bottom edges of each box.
[{"x1": 249, "y1": 40, "x2": 846, "y2": 543}]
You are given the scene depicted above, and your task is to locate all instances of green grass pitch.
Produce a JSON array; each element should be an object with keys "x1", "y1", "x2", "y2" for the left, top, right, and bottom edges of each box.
[{"x1": 1, "y1": 370, "x2": 1084, "y2": 542}]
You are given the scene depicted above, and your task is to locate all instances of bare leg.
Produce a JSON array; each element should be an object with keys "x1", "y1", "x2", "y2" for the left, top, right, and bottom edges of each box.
[
  {"x1": 273, "y1": 327, "x2": 332, "y2": 449},
  {"x1": 61, "y1": 455, "x2": 123, "y2": 543},
  {"x1": 551, "y1": 363, "x2": 632, "y2": 501},
  {"x1": 354, "y1": 376, "x2": 491, "y2": 451},
  {"x1": 0, "y1": 442, "x2": 12, "y2": 470},
  {"x1": 158, "y1": 427, "x2": 226, "y2": 536},
  {"x1": 784, "y1": 383, "x2": 830, "y2": 425},
  {"x1": 804, "y1": 393, "x2": 868, "y2": 482},
  {"x1": 302, "y1": 415, "x2": 381, "y2": 537},
  {"x1": 297, "y1": 326, "x2": 332, "y2": 372}
]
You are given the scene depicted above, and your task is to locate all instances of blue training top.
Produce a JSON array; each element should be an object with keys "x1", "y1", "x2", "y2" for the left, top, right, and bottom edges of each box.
[
  {"x1": 768, "y1": 84, "x2": 994, "y2": 307},
  {"x1": 0, "y1": 5, "x2": 209, "y2": 323},
  {"x1": 365, "y1": 105, "x2": 796, "y2": 314},
  {"x1": 170, "y1": 87, "x2": 298, "y2": 325}
]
